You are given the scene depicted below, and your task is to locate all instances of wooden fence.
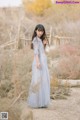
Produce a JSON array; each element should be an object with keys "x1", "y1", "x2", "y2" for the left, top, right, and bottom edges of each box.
[{"x1": 0, "y1": 27, "x2": 76, "y2": 51}]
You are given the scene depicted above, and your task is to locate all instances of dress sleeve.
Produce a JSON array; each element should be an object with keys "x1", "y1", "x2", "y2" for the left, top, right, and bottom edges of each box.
[{"x1": 32, "y1": 38, "x2": 39, "y2": 55}]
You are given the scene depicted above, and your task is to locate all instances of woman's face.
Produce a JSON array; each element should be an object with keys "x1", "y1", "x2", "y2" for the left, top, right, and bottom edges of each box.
[{"x1": 36, "y1": 29, "x2": 44, "y2": 38}]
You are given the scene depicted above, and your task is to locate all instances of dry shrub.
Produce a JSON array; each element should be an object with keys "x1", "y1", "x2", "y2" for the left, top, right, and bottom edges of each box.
[
  {"x1": 50, "y1": 74, "x2": 71, "y2": 99},
  {"x1": 7, "y1": 107, "x2": 33, "y2": 120},
  {"x1": 0, "y1": 46, "x2": 33, "y2": 99},
  {"x1": 0, "y1": 98, "x2": 12, "y2": 112},
  {"x1": 7, "y1": 107, "x2": 21, "y2": 120},
  {"x1": 11, "y1": 72, "x2": 22, "y2": 97},
  {"x1": 59, "y1": 44, "x2": 80, "y2": 57},
  {"x1": 50, "y1": 75, "x2": 59, "y2": 89},
  {"x1": 0, "y1": 80, "x2": 13, "y2": 98},
  {"x1": 0, "y1": 98, "x2": 33, "y2": 120},
  {"x1": 0, "y1": 51, "x2": 14, "y2": 98},
  {"x1": 57, "y1": 56, "x2": 80, "y2": 79},
  {"x1": 11, "y1": 47, "x2": 33, "y2": 99},
  {"x1": 49, "y1": 43, "x2": 80, "y2": 79},
  {"x1": 56, "y1": 44, "x2": 80, "y2": 79},
  {"x1": 0, "y1": 50, "x2": 13, "y2": 81}
]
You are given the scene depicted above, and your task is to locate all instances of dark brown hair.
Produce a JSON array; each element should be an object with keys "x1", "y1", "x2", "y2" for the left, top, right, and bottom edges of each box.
[{"x1": 31, "y1": 24, "x2": 49, "y2": 49}]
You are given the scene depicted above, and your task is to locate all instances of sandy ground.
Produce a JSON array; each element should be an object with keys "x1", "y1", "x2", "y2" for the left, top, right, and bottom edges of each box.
[{"x1": 24, "y1": 88, "x2": 80, "y2": 120}]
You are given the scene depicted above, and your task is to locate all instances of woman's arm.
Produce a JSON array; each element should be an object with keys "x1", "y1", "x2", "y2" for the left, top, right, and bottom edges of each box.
[
  {"x1": 32, "y1": 38, "x2": 41, "y2": 69},
  {"x1": 35, "y1": 55, "x2": 41, "y2": 69}
]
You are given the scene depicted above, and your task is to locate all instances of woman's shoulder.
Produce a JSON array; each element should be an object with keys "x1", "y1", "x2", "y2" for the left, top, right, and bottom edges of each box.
[
  {"x1": 32, "y1": 36, "x2": 41, "y2": 44},
  {"x1": 32, "y1": 37, "x2": 37, "y2": 42}
]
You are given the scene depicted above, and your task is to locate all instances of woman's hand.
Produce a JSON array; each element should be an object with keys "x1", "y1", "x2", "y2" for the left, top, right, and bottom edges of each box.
[
  {"x1": 36, "y1": 62, "x2": 41, "y2": 69},
  {"x1": 43, "y1": 39, "x2": 48, "y2": 45}
]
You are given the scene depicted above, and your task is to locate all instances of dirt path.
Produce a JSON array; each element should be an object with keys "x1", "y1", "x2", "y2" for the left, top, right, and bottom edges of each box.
[{"x1": 25, "y1": 88, "x2": 80, "y2": 120}]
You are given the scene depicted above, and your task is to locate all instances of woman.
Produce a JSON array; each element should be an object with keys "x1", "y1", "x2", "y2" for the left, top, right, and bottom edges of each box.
[{"x1": 27, "y1": 24, "x2": 50, "y2": 108}]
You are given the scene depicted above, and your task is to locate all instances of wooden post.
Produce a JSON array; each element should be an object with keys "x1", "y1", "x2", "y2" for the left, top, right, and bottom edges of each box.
[
  {"x1": 54, "y1": 35, "x2": 60, "y2": 47},
  {"x1": 49, "y1": 26, "x2": 52, "y2": 46}
]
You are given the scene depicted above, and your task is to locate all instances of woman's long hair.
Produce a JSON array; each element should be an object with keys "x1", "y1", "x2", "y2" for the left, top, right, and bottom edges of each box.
[{"x1": 31, "y1": 24, "x2": 49, "y2": 49}]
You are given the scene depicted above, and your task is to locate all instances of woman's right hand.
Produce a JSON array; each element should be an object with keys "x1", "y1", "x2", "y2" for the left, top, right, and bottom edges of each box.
[{"x1": 36, "y1": 62, "x2": 41, "y2": 69}]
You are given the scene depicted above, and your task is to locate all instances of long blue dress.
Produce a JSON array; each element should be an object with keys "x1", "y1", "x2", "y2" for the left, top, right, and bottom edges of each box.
[{"x1": 27, "y1": 36, "x2": 50, "y2": 108}]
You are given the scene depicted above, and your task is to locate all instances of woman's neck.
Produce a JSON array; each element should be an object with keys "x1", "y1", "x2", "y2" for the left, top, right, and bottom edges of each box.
[
  {"x1": 36, "y1": 36, "x2": 41, "y2": 41},
  {"x1": 36, "y1": 35, "x2": 40, "y2": 38}
]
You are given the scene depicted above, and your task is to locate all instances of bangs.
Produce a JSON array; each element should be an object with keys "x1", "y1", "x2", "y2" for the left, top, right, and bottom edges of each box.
[{"x1": 37, "y1": 27, "x2": 44, "y2": 32}]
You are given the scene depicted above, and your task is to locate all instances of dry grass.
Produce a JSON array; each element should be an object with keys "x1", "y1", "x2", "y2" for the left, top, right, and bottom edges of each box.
[
  {"x1": 0, "y1": 98, "x2": 33, "y2": 120},
  {"x1": 0, "y1": 46, "x2": 33, "y2": 99},
  {"x1": 50, "y1": 74, "x2": 71, "y2": 99},
  {"x1": 48, "y1": 43, "x2": 80, "y2": 79}
]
